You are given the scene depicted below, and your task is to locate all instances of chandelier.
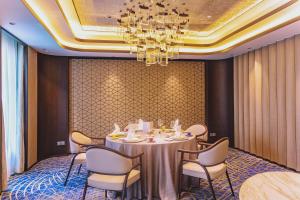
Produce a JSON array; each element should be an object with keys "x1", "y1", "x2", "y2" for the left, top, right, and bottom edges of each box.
[{"x1": 118, "y1": 0, "x2": 190, "y2": 66}]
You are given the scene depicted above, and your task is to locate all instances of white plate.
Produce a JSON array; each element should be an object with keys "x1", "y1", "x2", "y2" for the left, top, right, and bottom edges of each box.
[
  {"x1": 109, "y1": 132, "x2": 126, "y2": 137},
  {"x1": 170, "y1": 136, "x2": 188, "y2": 141},
  {"x1": 122, "y1": 138, "x2": 145, "y2": 143}
]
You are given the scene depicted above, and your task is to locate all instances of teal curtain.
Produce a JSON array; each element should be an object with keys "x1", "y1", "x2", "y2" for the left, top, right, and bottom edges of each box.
[{"x1": 1, "y1": 31, "x2": 25, "y2": 189}]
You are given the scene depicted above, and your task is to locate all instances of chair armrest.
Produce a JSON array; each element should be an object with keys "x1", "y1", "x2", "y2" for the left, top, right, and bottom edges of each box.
[
  {"x1": 81, "y1": 144, "x2": 96, "y2": 148},
  {"x1": 128, "y1": 152, "x2": 144, "y2": 159},
  {"x1": 130, "y1": 163, "x2": 142, "y2": 170},
  {"x1": 90, "y1": 136, "x2": 106, "y2": 140},
  {"x1": 197, "y1": 141, "x2": 211, "y2": 148},
  {"x1": 195, "y1": 131, "x2": 207, "y2": 138},
  {"x1": 91, "y1": 137, "x2": 106, "y2": 144},
  {"x1": 178, "y1": 149, "x2": 202, "y2": 154}
]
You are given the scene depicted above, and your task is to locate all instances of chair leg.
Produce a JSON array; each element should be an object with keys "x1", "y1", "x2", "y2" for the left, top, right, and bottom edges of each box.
[
  {"x1": 104, "y1": 190, "x2": 107, "y2": 199},
  {"x1": 82, "y1": 182, "x2": 88, "y2": 200},
  {"x1": 207, "y1": 178, "x2": 216, "y2": 200},
  {"x1": 121, "y1": 188, "x2": 126, "y2": 200},
  {"x1": 208, "y1": 179, "x2": 216, "y2": 200},
  {"x1": 64, "y1": 154, "x2": 77, "y2": 186},
  {"x1": 140, "y1": 178, "x2": 145, "y2": 200},
  {"x1": 187, "y1": 176, "x2": 192, "y2": 191},
  {"x1": 178, "y1": 174, "x2": 182, "y2": 198},
  {"x1": 226, "y1": 169, "x2": 235, "y2": 197},
  {"x1": 77, "y1": 164, "x2": 82, "y2": 175},
  {"x1": 199, "y1": 178, "x2": 201, "y2": 188}
]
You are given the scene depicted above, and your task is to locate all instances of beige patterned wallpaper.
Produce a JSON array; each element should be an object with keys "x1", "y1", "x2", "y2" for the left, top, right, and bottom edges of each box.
[{"x1": 69, "y1": 59, "x2": 205, "y2": 137}]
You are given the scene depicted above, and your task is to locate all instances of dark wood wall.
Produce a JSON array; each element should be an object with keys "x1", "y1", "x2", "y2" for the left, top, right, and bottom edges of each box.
[
  {"x1": 205, "y1": 58, "x2": 234, "y2": 146},
  {"x1": 37, "y1": 54, "x2": 69, "y2": 161}
]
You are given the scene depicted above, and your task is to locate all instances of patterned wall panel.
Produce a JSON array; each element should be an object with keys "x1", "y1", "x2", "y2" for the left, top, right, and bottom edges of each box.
[{"x1": 70, "y1": 59, "x2": 205, "y2": 137}]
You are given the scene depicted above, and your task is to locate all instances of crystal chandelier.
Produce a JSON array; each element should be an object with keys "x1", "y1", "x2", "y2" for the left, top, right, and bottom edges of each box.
[{"x1": 118, "y1": 0, "x2": 189, "y2": 66}]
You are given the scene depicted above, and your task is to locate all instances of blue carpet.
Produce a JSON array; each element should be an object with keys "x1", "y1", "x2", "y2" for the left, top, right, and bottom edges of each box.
[{"x1": 1, "y1": 149, "x2": 290, "y2": 200}]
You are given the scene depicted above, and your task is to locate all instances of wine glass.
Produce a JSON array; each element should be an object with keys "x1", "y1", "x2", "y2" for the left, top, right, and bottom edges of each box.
[
  {"x1": 170, "y1": 120, "x2": 175, "y2": 129},
  {"x1": 158, "y1": 119, "x2": 164, "y2": 129}
]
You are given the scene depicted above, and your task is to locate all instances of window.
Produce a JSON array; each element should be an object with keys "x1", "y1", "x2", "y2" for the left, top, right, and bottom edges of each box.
[{"x1": 1, "y1": 29, "x2": 25, "y2": 189}]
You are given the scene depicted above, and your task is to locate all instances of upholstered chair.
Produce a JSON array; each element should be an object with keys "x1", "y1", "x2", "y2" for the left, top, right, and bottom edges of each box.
[
  {"x1": 178, "y1": 137, "x2": 234, "y2": 200},
  {"x1": 64, "y1": 131, "x2": 106, "y2": 186},
  {"x1": 185, "y1": 124, "x2": 208, "y2": 149},
  {"x1": 82, "y1": 146, "x2": 144, "y2": 200}
]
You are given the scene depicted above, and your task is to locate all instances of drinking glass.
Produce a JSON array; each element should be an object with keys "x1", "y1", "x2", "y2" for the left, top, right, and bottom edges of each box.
[
  {"x1": 158, "y1": 119, "x2": 164, "y2": 128},
  {"x1": 170, "y1": 120, "x2": 175, "y2": 129}
]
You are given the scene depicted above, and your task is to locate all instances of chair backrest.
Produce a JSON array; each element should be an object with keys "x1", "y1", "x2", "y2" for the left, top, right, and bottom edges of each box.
[
  {"x1": 69, "y1": 131, "x2": 92, "y2": 154},
  {"x1": 86, "y1": 147, "x2": 132, "y2": 174},
  {"x1": 198, "y1": 137, "x2": 229, "y2": 166},
  {"x1": 185, "y1": 124, "x2": 208, "y2": 141}
]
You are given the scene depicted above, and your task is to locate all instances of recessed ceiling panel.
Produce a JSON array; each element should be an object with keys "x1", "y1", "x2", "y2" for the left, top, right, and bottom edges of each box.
[{"x1": 73, "y1": 0, "x2": 260, "y2": 31}]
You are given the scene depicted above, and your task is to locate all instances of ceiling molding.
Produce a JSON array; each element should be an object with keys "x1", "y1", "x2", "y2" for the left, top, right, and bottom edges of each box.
[{"x1": 20, "y1": 0, "x2": 300, "y2": 55}]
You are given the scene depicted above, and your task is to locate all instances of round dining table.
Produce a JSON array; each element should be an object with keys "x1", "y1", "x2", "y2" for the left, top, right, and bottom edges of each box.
[
  {"x1": 106, "y1": 132, "x2": 196, "y2": 200},
  {"x1": 239, "y1": 172, "x2": 300, "y2": 200}
]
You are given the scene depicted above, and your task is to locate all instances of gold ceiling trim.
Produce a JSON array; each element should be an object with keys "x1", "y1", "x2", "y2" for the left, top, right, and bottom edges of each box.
[
  {"x1": 65, "y1": 0, "x2": 297, "y2": 48},
  {"x1": 21, "y1": 0, "x2": 300, "y2": 55},
  {"x1": 53, "y1": 15, "x2": 300, "y2": 55},
  {"x1": 55, "y1": 0, "x2": 293, "y2": 43},
  {"x1": 70, "y1": 0, "x2": 264, "y2": 35},
  {"x1": 185, "y1": 0, "x2": 297, "y2": 47}
]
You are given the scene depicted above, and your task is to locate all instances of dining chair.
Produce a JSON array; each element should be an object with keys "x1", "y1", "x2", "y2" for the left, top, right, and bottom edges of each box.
[
  {"x1": 178, "y1": 137, "x2": 234, "y2": 200},
  {"x1": 185, "y1": 124, "x2": 208, "y2": 149},
  {"x1": 82, "y1": 146, "x2": 144, "y2": 200},
  {"x1": 64, "y1": 131, "x2": 106, "y2": 186}
]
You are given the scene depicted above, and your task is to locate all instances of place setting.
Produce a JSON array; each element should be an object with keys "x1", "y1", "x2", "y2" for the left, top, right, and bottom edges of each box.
[{"x1": 107, "y1": 119, "x2": 193, "y2": 144}]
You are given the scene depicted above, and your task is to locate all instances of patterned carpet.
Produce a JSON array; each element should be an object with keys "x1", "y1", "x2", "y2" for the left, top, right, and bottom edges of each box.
[{"x1": 1, "y1": 149, "x2": 290, "y2": 200}]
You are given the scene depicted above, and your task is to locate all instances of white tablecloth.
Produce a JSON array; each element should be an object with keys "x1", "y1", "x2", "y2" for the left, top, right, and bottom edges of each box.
[{"x1": 106, "y1": 134, "x2": 196, "y2": 200}]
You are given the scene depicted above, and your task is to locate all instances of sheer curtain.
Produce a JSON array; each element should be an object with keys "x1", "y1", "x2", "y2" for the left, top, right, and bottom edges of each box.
[{"x1": 1, "y1": 31, "x2": 25, "y2": 189}]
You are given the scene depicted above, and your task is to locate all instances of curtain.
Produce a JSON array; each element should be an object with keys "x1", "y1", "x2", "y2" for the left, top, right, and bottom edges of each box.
[
  {"x1": 1, "y1": 31, "x2": 25, "y2": 189},
  {"x1": 234, "y1": 34, "x2": 300, "y2": 171}
]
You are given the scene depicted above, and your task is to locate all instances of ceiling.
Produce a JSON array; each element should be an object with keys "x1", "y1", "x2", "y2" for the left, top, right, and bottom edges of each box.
[
  {"x1": 73, "y1": 0, "x2": 260, "y2": 32},
  {"x1": 1, "y1": 0, "x2": 300, "y2": 59}
]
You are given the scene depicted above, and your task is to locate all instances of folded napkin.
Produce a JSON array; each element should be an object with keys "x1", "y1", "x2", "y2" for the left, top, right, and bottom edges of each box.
[
  {"x1": 138, "y1": 119, "x2": 144, "y2": 130},
  {"x1": 173, "y1": 119, "x2": 179, "y2": 130},
  {"x1": 112, "y1": 123, "x2": 120, "y2": 134},
  {"x1": 173, "y1": 119, "x2": 181, "y2": 137},
  {"x1": 127, "y1": 127, "x2": 135, "y2": 140}
]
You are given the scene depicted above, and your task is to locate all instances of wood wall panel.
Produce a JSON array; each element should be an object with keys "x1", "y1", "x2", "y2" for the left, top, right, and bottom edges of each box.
[
  {"x1": 234, "y1": 35, "x2": 300, "y2": 171},
  {"x1": 37, "y1": 54, "x2": 69, "y2": 161},
  {"x1": 261, "y1": 46, "x2": 270, "y2": 159},
  {"x1": 296, "y1": 36, "x2": 300, "y2": 170},
  {"x1": 233, "y1": 58, "x2": 239, "y2": 147},
  {"x1": 27, "y1": 47, "x2": 37, "y2": 167},
  {"x1": 206, "y1": 58, "x2": 234, "y2": 146},
  {"x1": 238, "y1": 56, "x2": 244, "y2": 149},
  {"x1": 243, "y1": 54, "x2": 250, "y2": 152},
  {"x1": 69, "y1": 59, "x2": 205, "y2": 137},
  {"x1": 0, "y1": 29, "x2": 3, "y2": 190},
  {"x1": 285, "y1": 37, "x2": 296, "y2": 169},
  {"x1": 268, "y1": 44, "x2": 278, "y2": 163}
]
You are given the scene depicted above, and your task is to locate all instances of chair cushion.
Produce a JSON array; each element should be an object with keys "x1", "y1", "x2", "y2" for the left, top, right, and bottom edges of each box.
[
  {"x1": 182, "y1": 161, "x2": 226, "y2": 180},
  {"x1": 74, "y1": 153, "x2": 86, "y2": 162},
  {"x1": 88, "y1": 169, "x2": 140, "y2": 191}
]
